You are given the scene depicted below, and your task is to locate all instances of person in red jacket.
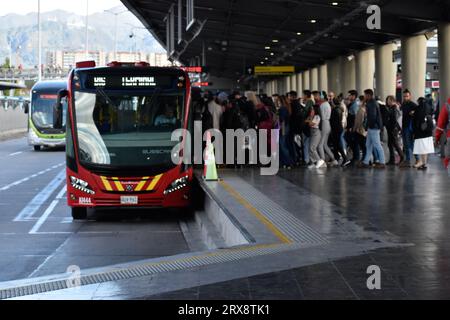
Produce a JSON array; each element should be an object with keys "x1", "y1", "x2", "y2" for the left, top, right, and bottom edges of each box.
[{"x1": 436, "y1": 98, "x2": 450, "y2": 169}]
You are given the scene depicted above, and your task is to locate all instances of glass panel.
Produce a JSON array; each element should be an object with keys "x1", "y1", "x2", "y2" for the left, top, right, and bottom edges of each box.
[{"x1": 74, "y1": 90, "x2": 184, "y2": 168}]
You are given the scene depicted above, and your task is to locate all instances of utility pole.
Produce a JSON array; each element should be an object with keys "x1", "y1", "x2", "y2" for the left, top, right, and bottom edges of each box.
[
  {"x1": 104, "y1": 9, "x2": 128, "y2": 61},
  {"x1": 38, "y1": 0, "x2": 42, "y2": 81},
  {"x1": 85, "y1": 0, "x2": 89, "y2": 59}
]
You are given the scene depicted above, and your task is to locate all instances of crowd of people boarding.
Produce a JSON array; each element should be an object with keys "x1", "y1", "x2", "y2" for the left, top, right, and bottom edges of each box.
[{"x1": 192, "y1": 86, "x2": 450, "y2": 171}]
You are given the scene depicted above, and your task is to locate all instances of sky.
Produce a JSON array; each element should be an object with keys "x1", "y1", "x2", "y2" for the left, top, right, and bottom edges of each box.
[{"x1": 0, "y1": 0, "x2": 124, "y2": 16}]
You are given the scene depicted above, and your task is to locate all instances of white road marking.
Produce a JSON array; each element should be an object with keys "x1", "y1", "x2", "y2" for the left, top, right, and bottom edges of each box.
[
  {"x1": 29, "y1": 200, "x2": 59, "y2": 234},
  {"x1": 9, "y1": 152, "x2": 23, "y2": 156},
  {"x1": 14, "y1": 170, "x2": 66, "y2": 222},
  {"x1": 27, "y1": 236, "x2": 72, "y2": 278},
  {"x1": 56, "y1": 185, "x2": 67, "y2": 200},
  {"x1": 0, "y1": 162, "x2": 64, "y2": 192}
]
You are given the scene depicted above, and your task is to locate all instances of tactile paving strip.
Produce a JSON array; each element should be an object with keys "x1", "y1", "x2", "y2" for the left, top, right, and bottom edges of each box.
[
  {"x1": 220, "y1": 178, "x2": 329, "y2": 245},
  {"x1": 0, "y1": 243, "x2": 307, "y2": 300}
]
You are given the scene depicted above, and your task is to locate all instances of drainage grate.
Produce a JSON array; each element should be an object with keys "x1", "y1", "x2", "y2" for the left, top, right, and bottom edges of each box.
[
  {"x1": 0, "y1": 243, "x2": 306, "y2": 300},
  {"x1": 222, "y1": 178, "x2": 329, "y2": 245}
]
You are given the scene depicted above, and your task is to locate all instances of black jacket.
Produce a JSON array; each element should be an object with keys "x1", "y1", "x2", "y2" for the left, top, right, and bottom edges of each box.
[
  {"x1": 290, "y1": 99, "x2": 303, "y2": 135},
  {"x1": 401, "y1": 100, "x2": 417, "y2": 131},
  {"x1": 366, "y1": 99, "x2": 383, "y2": 130},
  {"x1": 413, "y1": 103, "x2": 434, "y2": 139}
]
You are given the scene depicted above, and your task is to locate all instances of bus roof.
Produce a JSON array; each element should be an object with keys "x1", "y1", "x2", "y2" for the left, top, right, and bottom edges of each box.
[
  {"x1": 32, "y1": 80, "x2": 67, "y2": 93},
  {"x1": 74, "y1": 65, "x2": 186, "y2": 75}
]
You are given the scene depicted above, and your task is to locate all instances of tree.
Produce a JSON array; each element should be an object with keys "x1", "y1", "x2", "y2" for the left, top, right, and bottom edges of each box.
[{"x1": 1, "y1": 57, "x2": 11, "y2": 68}]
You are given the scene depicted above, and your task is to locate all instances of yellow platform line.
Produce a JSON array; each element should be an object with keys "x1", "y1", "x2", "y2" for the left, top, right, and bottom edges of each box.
[{"x1": 219, "y1": 180, "x2": 292, "y2": 244}]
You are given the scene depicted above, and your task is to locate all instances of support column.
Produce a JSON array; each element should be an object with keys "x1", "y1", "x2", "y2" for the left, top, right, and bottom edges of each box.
[
  {"x1": 319, "y1": 64, "x2": 328, "y2": 92},
  {"x1": 303, "y1": 70, "x2": 311, "y2": 90},
  {"x1": 356, "y1": 49, "x2": 375, "y2": 94},
  {"x1": 297, "y1": 73, "x2": 303, "y2": 94},
  {"x1": 290, "y1": 74, "x2": 297, "y2": 92},
  {"x1": 375, "y1": 43, "x2": 397, "y2": 100},
  {"x1": 285, "y1": 77, "x2": 291, "y2": 93},
  {"x1": 310, "y1": 67, "x2": 319, "y2": 91},
  {"x1": 401, "y1": 34, "x2": 427, "y2": 100},
  {"x1": 278, "y1": 78, "x2": 285, "y2": 94},
  {"x1": 340, "y1": 56, "x2": 356, "y2": 95},
  {"x1": 439, "y1": 23, "x2": 450, "y2": 108},
  {"x1": 327, "y1": 58, "x2": 341, "y2": 94}
]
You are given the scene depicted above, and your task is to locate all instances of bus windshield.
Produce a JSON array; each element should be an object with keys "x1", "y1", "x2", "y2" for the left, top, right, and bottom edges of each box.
[
  {"x1": 74, "y1": 89, "x2": 184, "y2": 168},
  {"x1": 32, "y1": 94, "x2": 66, "y2": 130}
]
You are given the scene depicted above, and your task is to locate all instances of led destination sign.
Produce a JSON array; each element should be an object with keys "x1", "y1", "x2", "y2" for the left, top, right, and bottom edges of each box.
[{"x1": 85, "y1": 75, "x2": 175, "y2": 90}]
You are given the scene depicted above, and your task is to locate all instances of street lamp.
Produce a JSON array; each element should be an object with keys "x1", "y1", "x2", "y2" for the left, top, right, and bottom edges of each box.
[
  {"x1": 126, "y1": 24, "x2": 147, "y2": 60},
  {"x1": 85, "y1": 0, "x2": 89, "y2": 59},
  {"x1": 104, "y1": 9, "x2": 128, "y2": 61},
  {"x1": 38, "y1": 0, "x2": 42, "y2": 81}
]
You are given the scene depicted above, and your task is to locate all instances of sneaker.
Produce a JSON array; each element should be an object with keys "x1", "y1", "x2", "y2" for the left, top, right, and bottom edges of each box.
[
  {"x1": 308, "y1": 163, "x2": 316, "y2": 169},
  {"x1": 342, "y1": 160, "x2": 352, "y2": 168},
  {"x1": 358, "y1": 162, "x2": 372, "y2": 169},
  {"x1": 329, "y1": 160, "x2": 339, "y2": 167},
  {"x1": 315, "y1": 159, "x2": 326, "y2": 169}
]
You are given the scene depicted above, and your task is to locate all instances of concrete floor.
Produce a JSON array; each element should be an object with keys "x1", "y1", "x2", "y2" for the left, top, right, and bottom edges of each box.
[
  {"x1": 147, "y1": 160, "x2": 450, "y2": 300},
  {"x1": 2, "y1": 136, "x2": 450, "y2": 299}
]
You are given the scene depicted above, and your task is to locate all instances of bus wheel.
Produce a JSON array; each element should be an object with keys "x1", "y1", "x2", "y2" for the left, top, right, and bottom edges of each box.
[
  {"x1": 72, "y1": 207, "x2": 88, "y2": 220},
  {"x1": 33, "y1": 146, "x2": 41, "y2": 151}
]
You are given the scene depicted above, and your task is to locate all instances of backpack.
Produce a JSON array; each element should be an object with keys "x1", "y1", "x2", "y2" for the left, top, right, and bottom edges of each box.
[{"x1": 420, "y1": 115, "x2": 434, "y2": 132}]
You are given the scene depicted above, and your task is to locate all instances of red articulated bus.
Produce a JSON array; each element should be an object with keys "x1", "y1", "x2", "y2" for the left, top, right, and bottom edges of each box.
[{"x1": 54, "y1": 61, "x2": 194, "y2": 220}]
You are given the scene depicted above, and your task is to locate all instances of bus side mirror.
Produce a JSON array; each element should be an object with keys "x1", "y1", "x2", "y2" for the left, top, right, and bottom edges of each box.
[
  {"x1": 54, "y1": 89, "x2": 68, "y2": 129},
  {"x1": 23, "y1": 101, "x2": 29, "y2": 114}
]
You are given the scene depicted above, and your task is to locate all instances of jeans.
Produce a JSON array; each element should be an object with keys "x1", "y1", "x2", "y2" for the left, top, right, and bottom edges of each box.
[
  {"x1": 363, "y1": 129, "x2": 385, "y2": 165},
  {"x1": 280, "y1": 131, "x2": 294, "y2": 167},
  {"x1": 340, "y1": 131, "x2": 347, "y2": 152},
  {"x1": 331, "y1": 129, "x2": 348, "y2": 162},
  {"x1": 402, "y1": 129, "x2": 414, "y2": 162}
]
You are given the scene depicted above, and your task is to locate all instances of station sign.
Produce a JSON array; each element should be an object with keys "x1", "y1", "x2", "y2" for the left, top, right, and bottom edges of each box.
[
  {"x1": 254, "y1": 66, "x2": 295, "y2": 76},
  {"x1": 180, "y1": 66, "x2": 208, "y2": 74},
  {"x1": 192, "y1": 82, "x2": 212, "y2": 87}
]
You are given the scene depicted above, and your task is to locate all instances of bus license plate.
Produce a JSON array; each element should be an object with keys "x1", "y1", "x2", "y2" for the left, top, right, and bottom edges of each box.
[{"x1": 121, "y1": 196, "x2": 138, "y2": 205}]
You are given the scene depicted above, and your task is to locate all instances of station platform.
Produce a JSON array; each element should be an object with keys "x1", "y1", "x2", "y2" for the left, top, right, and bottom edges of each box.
[{"x1": 1, "y1": 155, "x2": 449, "y2": 300}]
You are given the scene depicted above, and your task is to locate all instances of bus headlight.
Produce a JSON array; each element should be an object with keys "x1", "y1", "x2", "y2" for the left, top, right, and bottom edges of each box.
[
  {"x1": 70, "y1": 176, "x2": 95, "y2": 195},
  {"x1": 164, "y1": 176, "x2": 189, "y2": 195},
  {"x1": 29, "y1": 129, "x2": 39, "y2": 144}
]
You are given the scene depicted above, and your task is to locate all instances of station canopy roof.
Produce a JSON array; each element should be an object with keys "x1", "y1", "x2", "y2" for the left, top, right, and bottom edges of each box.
[
  {"x1": 122, "y1": 0, "x2": 450, "y2": 79},
  {"x1": 0, "y1": 82, "x2": 27, "y2": 91}
]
